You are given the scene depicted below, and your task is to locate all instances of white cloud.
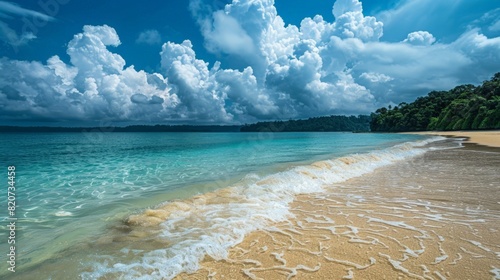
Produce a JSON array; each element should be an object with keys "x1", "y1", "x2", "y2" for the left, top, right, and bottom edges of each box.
[
  {"x1": 360, "y1": 72, "x2": 394, "y2": 83},
  {"x1": 376, "y1": 0, "x2": 454, "y2": 37},
  {"x1": 158, "y1": 39, "x2": 279, "y2": 122},
  {"x1": 216, "y1": 66, "x2": 278, "y2": 118},
  {"x1": 188, "y1": 0, "x2": 382, "y2": 117},
  {"x1": 0, "y1": 1, "x2": 55, "y2": 21},
  {"x1": 403, "y1": 31, "x2": 436, "y2": 46},
  {"x1": 136, "y1": 29, "x2": 162, "y2": 45},
  {"x1": 471, "y1": 7, "x2": 500, "y2": 32},
  {"x1": 0, "y1": 21, "x2": 37, "y2": 46},
  {"x1": 450, "y1": 28, "x2": 500, "y2": 80},
  {"x1": 376, "y1": 0, "x2": 499, "y2": 43},
  {"x1": 490, "y1": 20, "x2": 500, "y2": 32},
  {"x1": 0, "y1": 25, "x2": 178, "y2": 123},
  {"x1": 0, "y1": 1, "x2": 55, "y2": 47},
  {"x1": 160, "y1": 40, "x2": 232, "y2": 122},
  {"x1": 1, "y1": 0, "x2": 500, "y2": 124},
  {"x1": 332, "y1": 0, "x2": 362, "y2": 18},
  {"x1": 201, "y1": 10, "x2": 255, "y2": 56},
  {"x1": 332, "y1": 0, "x2": 383, "y2": 41},
  {"x1": 67, "y1": 25, "x2": 125, "y2": 77}
]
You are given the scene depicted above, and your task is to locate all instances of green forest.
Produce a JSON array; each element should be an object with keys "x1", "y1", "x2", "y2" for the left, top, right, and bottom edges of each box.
[
  {"x1": 240, "y1": 115, "x2": 371, "y2": 132},
  {"x1": 370, "y1": 73, "x2": 500, "y2": 132}
]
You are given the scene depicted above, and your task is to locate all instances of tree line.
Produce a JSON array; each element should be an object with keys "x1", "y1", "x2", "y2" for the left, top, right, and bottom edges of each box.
[
  {"x1": 370, "y1": 73, "x2": 500, "y2": 132},
  {"x1": 1, "y1": 116, "x2": 371, "y2": 133},
  {"x1": 240, "y1": 115, "x2": 371, "y2": 132}
]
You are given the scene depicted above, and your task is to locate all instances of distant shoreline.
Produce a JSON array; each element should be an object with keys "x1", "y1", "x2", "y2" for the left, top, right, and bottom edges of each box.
[
  {"x1": 0, "y1": 115, "x2": 372, "y2": 133},
  {"x1": 0, "y1": 126, "x2": 359, "y2": 133},
  {"x1": 401, "y1": 130, "x2": 500, "y2": 148},
  {"x1": 0, "y1": 125, "x2": 242, "y2": 133}
]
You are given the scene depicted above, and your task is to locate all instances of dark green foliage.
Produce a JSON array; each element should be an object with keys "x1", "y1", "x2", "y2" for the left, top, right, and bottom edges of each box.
[
  {"x1": 370, "y1": 73, "x2": 500, "y2": 132},
  {"x1": 240, "y1": 115, "x2": 371, "y2": 132}
]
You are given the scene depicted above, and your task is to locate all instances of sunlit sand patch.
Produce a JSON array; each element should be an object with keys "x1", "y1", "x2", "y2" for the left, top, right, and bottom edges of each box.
[{"x1": 403, "y1": 131, "x2": 500, "y2": 148}]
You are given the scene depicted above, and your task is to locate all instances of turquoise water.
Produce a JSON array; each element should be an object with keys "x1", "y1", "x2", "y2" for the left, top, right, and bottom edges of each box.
[{"x1": 0, "y1": 132, "x2": 429, "y2": 278}]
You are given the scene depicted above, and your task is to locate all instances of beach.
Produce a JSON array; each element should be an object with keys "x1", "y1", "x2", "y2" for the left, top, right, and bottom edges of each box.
[
  {"x1": 2, "y1": 133, "x2": 499, "y2": 279},
  {"x1": 175, "y1": 135, "x2": 500, "y2": 279},
  {"x1": 402, "y1": 131, "x2": 500, "y2": 148}
]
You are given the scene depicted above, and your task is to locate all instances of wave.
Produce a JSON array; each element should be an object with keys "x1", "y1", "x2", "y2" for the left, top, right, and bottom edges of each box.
[{"x1": 81, "y1": 136, "x2": 448, "y2": 279}]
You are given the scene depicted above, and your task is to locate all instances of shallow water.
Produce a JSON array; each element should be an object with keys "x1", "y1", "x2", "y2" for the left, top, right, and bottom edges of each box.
[{"x1": 0, "y1": 132, "x2": 430, "y2": 279}]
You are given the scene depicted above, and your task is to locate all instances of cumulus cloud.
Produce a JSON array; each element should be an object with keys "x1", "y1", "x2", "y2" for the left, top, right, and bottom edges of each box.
[
  {"x1": 188, "y1": 0, "x2": 381, "y2": 117},
  {"x1": 1, "y1": 0, "x2": 500, "y2": 124},
  {"x1": 0, "y1": 25, "x2": 178, "y2": 123},
  {"x1": 360, "y1": 72, "x2": 394, "y2": 83},
  {"x1": 136, "y1": 29, "x2": 162, "y2": 45},
  {"x1": 403, "y1": 31, "x2": 436, "y2": 46},
  {"x1": 200, "y1": 10, "x2": 256, "y2": 56},
  {"x1": 332, "y1": 0, "x2": 383, "y2": 41},
  {"x1": 160, "y1": 40, "x2": 231, "y2": 121}
]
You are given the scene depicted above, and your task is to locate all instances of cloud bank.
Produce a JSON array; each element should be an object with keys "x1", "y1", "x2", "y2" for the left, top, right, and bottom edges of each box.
[{"x1": 1, "y1": 0, "x2": 499, "y2": 124}]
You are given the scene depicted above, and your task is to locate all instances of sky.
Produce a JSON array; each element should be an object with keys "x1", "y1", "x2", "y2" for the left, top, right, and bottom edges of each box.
[{"x1": 0, "y1": 0, "x2": 499, "y2": 126}]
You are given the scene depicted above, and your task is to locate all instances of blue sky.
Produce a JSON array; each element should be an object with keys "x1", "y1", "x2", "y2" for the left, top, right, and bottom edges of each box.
[{"x1": 0, "y1": 0, "x2": 499, "y2": 125}]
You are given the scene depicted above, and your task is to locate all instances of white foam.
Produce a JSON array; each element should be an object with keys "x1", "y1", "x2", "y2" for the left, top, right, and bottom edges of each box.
[
  {"x1": 491, "y1": 267, "x2": 500, "y2": 279},
  {"x1": 379, "y1": 253, "x2": 425, "y2": 280},
  {"x1": 465, "y1": 239, "x2": 492, "y2": 253},
  {"x1": 432, "y1": 254, "x2": 448, "y2": 264},
  {"x1": 242, "y1": 264, "x2": 321, "y2": 280},
  {"x1": 324, "y1": 256, "x2": 376, "y2": 270},
  {"x1": 304, "y1": 214, "x2": 335, "y2": 224},
  {"x1": 82, "y1": 137, "x2": 445, "y2": 279},
  {"x1": 449, "y1": 253, "x2": 462, "y2": 265},
  {"x1": 432, "y1": 241, "x2": 448, "y2": 264},
  {"x1": 343, "y1": 269, "x2": 354, "y2": 279},
  {"x1": 54, "y1": 211, "x2": 73, "y2": 217},
  {"x1": 434, "y1": 271, "x2": 447, "y2": 280}
]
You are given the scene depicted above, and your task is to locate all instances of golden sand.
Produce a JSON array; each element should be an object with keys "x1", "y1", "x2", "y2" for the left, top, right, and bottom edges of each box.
[
  {"x1": 175, "y1": 143, "x2": 500, "y2": 279},
  {"x1": 403, "y1": 131, "x2": 500, "y2": 148}
]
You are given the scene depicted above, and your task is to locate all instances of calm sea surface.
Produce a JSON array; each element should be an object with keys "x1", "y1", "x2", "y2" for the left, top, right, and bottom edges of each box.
[{"x1": 0, "y1": 132, "x2": 430, "y2": 278}]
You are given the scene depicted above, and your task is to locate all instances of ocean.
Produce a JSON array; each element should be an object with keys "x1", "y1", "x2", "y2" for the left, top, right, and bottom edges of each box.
[{"x1": 0, "y1": 131, "x2": 444, "y2": 279}]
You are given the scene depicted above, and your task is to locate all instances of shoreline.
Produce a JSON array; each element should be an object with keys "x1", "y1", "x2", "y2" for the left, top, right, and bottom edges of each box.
[
  {"x1": 401, "y1": 130, "x2": 500, "y2": 148},
  {"x1": 7, "y1": 136, "x2": 499, "y2": 279},
  {"x1": 176, "y1": 138, "x2": 500, "y2": 279}
]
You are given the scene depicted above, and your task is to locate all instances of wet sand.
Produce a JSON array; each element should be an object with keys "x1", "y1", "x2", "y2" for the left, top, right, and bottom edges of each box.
[
  {"x1": 176, "y1": 141, "x2": 500, "y2": 279},
  {"x1": 403, "y1": 131, "x2": 500, "y2": 148}
]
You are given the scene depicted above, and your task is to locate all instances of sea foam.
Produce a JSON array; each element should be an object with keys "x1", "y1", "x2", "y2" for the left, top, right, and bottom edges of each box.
[{"x1": 82, "y1": 137, "x2": 446, "y2": 280}]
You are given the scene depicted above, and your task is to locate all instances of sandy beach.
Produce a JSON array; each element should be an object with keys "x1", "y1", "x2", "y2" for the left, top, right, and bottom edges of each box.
[
  {"x1": 402, "y1": 131, "x2": 500, "y2": 148},
  {"x1": 175, "y1": 137, "x2": 500, "y2": 279}
]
